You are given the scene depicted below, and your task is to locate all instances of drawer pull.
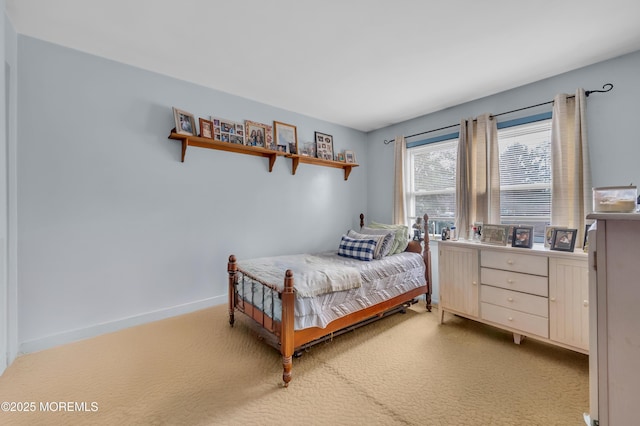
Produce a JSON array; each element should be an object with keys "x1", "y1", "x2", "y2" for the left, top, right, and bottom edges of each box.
[
  {"x1": 550, "y1": 297, "x2": 556, "y2": 302},
  {"x1": 583, "y1": 300, "x2": 589, "y2": 307},
  {"x1": 507, "y1": 279, "x2": 515, "y2": 284},
  {"x1": 507, "y1": 297, "x2": 514, "y2": 302},
  {"x1": 472, "y1": 281, "x2": 477, "y2": 286},
  {"x1": 507, "y1": 259, "x2": 514, "y2": 265},
  {"x1": 508, "y1": 317, "x2": 513, "y2": 321}
]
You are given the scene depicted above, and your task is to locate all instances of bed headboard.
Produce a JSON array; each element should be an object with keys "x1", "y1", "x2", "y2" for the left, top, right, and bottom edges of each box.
[{"x1": 358, "y1": 213, "x2": 432, "y2": 311}]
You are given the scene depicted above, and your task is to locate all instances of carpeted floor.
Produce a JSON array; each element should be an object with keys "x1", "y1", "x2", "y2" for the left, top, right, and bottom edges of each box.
[{"x1": 0, "y1": 302, "x2": 589, "y2": 425}]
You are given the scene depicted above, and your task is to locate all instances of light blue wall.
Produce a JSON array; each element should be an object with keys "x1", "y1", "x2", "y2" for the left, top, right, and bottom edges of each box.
[
  {"x1": 16, "y1": 36, "x2": 368, "y2": 352},
  {"x1": 367, "y1": 49, "x2": 640, "y2": 303},
  {"x1": 12, "y1": 28, "x2": 640, "y2": 354}
]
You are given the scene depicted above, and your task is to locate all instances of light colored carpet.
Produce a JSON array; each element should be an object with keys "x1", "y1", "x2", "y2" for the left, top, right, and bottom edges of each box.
[{"x1": 0, "y1": 303, "x2": 588, "y2": 425}]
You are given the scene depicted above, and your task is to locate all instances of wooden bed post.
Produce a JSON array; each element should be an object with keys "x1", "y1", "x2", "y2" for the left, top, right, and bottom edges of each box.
[
  {"x1": 423, "y1": 214, "x2": 432, "y2": 312},
  {"x1": 281, "y1": 270, "x2": 295, "y2": 387},
  {"x1": 228, "y1": 255, "x2": 237, "y2": 327}
]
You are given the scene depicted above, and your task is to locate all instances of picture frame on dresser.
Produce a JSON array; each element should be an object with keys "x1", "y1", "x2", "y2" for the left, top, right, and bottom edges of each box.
[
  {"x1": 544, "y1": 225, "x2": 567, "y2": 248},
  {"x1": 481, "y1": 224, "x2": 508, "y2": 245},
  {"x1": 511, "y1": 226, "x2": 534, "y2": 248},
  {"x1": 550, "y1": 228, "x2": 577, "y2": 252}
]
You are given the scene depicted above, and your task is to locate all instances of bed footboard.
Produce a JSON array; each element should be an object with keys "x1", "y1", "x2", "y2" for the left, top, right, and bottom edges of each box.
[{"x1": 228, "y1": 255, "x2": 296, "y2": 387}]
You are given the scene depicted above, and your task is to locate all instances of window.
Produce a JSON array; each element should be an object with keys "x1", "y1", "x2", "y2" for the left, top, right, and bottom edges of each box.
[
  {"x1": 498, "y1": 119, "x2": 551, "y2": 242},
  {"x1": 407, "y1": 137, "x2": 458, "y2": 236},
  {"x1": 407, "y1": 116, "x2": 552, "y2": 242}
]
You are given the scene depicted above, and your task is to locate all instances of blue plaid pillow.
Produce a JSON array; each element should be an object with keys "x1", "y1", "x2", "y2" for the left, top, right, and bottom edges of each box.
[{"x1": 338, "y1": 235, "x2": 376, "y2": 261}]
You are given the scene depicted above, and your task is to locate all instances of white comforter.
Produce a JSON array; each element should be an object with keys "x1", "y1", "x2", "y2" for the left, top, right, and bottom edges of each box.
[
  {"x1": 236, "y1": 251, "x2": 426, "y2": 330},
  {"x1": 237, "y1": 253, "x2": 363, "y2": 297}
]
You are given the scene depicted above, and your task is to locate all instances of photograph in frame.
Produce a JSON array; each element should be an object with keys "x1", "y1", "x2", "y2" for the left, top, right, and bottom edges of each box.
[
  {"x1": 551, "y1": 228, "x2": 578, "y2": 252},
  {"x1": 544, "y1": 225, "x2": 567, "y2": 248},
  {"x1": 173, "y1": 107, "x2": 196, "y2": 136},
  {"x1": 211, "y1": 117, "x2": 245, "y2": 144},
  {"x1": 337, "y1": 152, "x2": 345, "y2": 162},
  {"x1": 315, "y1": 131, "x2": 334, "y2": 161},
  {"x1": 583, "y1": 223, "x2": 592, "y2": 252},
  {"x1": 505, "y1": 225, "x2": 516, "y2": 245},
  {"x1": 299, "y1": 141, "x2": 316, "y2": 157},
  {"x1": 245, "y1": 120, "x2": 273, "y2": 148},
  {"x1": 199, "y1": 118, "x2": 214, "y2": 139},
  {"x1": 481, "y1": 224, "x2": 509, "y2": 245},
  {"x1": 345, "y1": 150, "x2": 356, "y2": 164},
  {"x1": 511, "y1": 226, "x2": 534, "y2": 248},
  {"x1": 274, "y1": 121, "x2": 298, "y2": 154}
]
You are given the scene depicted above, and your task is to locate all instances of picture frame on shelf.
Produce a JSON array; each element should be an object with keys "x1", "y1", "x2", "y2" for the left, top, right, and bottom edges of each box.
[
  {"x1": 544, "y1": 225, "x2": 567, "y2": 248},
  {"x1": 511, "y1": 226, "x2": 534, "y2": 248},
  {"x1": 199, "y1": 118, "x2": 214, "y2": 139},
  {"x1": 299, "y1": 141, "x2": 316, "y2": 157},
  {"x1": 345, "y1": 150, "x2": 356, "y2": 163},
  {"x1": 173, "y1": 107, "x2": 196, "y2": 136},
  {"x1": 245, "y1": 120, "x2": 272, "y2": 148},
  {"x1": 315, "y1": 131, "x2": 334, "y2": 161},
  {"x1": 274, "y1": 121, "x2": 298, "y2": 155},
  {"x1": 551, "y1": 228, "x2": 578, "y2": 252},
  {"x1": 211, "y1": 117, "x2": 245, "y2": 144},
  {"x1": 337, "y1": 152, "x2": 345, "y2": 162},
  {"x1": 481, "y1": 224, "x2": 509, "y2": 245}
]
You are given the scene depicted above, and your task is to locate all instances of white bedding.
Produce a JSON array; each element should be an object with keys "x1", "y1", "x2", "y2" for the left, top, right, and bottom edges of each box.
[{"x1": 236, "y1": 251, "x2": 426, "y2": 330}]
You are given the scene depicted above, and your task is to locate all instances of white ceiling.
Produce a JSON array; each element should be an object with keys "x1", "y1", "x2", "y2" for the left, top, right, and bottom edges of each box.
[{"x1": 6, "y1": 0, "x2": 640, "y2": 132}]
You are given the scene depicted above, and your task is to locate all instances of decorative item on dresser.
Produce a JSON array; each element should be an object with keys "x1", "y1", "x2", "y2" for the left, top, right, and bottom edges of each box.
[
  {"x1": 228, "y1": 213, "x2": 432, "y2": 387},
  {"x1": 439, "y1": 240, "x2": 588, "y2": 354}
]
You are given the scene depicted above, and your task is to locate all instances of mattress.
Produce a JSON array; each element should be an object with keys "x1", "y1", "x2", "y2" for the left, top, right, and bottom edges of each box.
[{"x1": 236, "y1": 251, "x2": 426, "y2": 330}]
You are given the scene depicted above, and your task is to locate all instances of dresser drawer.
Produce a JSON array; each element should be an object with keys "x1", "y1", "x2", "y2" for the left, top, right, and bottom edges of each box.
[
  {"x1": 481, "y1": 285, "x2": 548, "y2": 317},
  {"x1": 481, "y1": 250, "x2": 548, "y2": 276},
  {"x1": 481, "y1": 267, "x2": 549, "y2": 297},
  {"x1": 481, "y1": 302, "x2": 549, "y2": 338}
]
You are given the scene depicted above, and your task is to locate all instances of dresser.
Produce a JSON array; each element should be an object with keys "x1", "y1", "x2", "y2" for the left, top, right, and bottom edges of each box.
[
  {"x1": 585, "y1": 213, "x2": 640, "y2": 426},
  {"x1": 439, "y1": 240, "x2": 589, "y2": 353}
]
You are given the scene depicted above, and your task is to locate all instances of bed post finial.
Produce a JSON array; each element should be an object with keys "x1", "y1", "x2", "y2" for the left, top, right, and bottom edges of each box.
[
  {"x1": 228, "y1": 255, "x2": 238, "y2": 326},
  {"x1": 281, "y1": 269, "x2": 295, "y2": 387},
  {"x1": 422, "y1": 214, "x2": 432, "y2": 312},
  {"x1": 360, "y1": 213, "x2": 365, "y2": 229}
]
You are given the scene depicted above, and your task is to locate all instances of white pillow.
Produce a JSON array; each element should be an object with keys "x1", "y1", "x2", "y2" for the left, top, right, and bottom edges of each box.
[
  {"x1": 347, "y1": 229, "x2": 393, "y2": 259},
  {"x1": 366, "y1": 222, "x2": 409, "y2": 255}
]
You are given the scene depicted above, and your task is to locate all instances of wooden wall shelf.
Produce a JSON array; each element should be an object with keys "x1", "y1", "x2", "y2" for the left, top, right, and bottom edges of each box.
[
  {"x1": 287, "y1": 154, "x2": 359, "y2": 181},
  {"x1": 168, "y1": 130, "x2": 358, "y2": 180},
  {"x1": 168, "y1": 131, "x2": 285, "y2": 172}
]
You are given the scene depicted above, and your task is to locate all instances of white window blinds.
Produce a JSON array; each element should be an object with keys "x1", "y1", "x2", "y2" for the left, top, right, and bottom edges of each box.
[{"x1": 498, "y1": 120, "x2": 551, "y2": 224}]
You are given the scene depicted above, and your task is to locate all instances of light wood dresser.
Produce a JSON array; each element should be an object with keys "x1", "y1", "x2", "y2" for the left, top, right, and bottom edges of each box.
[{"x1": 439, "y1": 239, "x2": 589, "y2": 354}]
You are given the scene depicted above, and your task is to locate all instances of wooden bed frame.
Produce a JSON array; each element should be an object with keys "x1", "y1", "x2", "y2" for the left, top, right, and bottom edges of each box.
[{"x1": 227, "y1": 213, "x2": 432, "y2": 387}]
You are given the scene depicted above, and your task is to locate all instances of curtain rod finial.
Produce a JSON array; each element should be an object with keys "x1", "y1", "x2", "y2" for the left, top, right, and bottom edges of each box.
[{"x1": 586, "y1": 83, "x2": 613, "y2": 97}]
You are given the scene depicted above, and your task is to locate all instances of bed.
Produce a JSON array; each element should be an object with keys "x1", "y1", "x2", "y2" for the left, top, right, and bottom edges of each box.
[{"x1": 227, "y1": 213, "x2": 432, "y2": 387}]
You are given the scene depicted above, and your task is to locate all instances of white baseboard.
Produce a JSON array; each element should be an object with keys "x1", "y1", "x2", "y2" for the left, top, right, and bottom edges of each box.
[{"x1": 19, "y1": 295, "x2": 225, "y2": 355}]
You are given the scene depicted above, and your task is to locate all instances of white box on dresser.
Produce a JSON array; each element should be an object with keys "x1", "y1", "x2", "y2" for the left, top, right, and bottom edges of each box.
[{"x1": 438, "y1": 239, "x2": 589, "y2": 353}]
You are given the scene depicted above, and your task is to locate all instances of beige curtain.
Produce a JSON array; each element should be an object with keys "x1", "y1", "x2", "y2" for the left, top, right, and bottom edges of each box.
[
  {"x1": 393, "y1": 135, "x2": 407, "y2": 225},
  {"x1": 551, "y1": 89, "x2": 592, "y2": 247},
  {"x1": 456, "y1": 113, "x2": 500, "y2": 238}
]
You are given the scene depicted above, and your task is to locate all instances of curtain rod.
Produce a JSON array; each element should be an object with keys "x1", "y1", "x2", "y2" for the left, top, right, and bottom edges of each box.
[{"x1": 383, "y1": 83, "x2": 613, "y2": 144}]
